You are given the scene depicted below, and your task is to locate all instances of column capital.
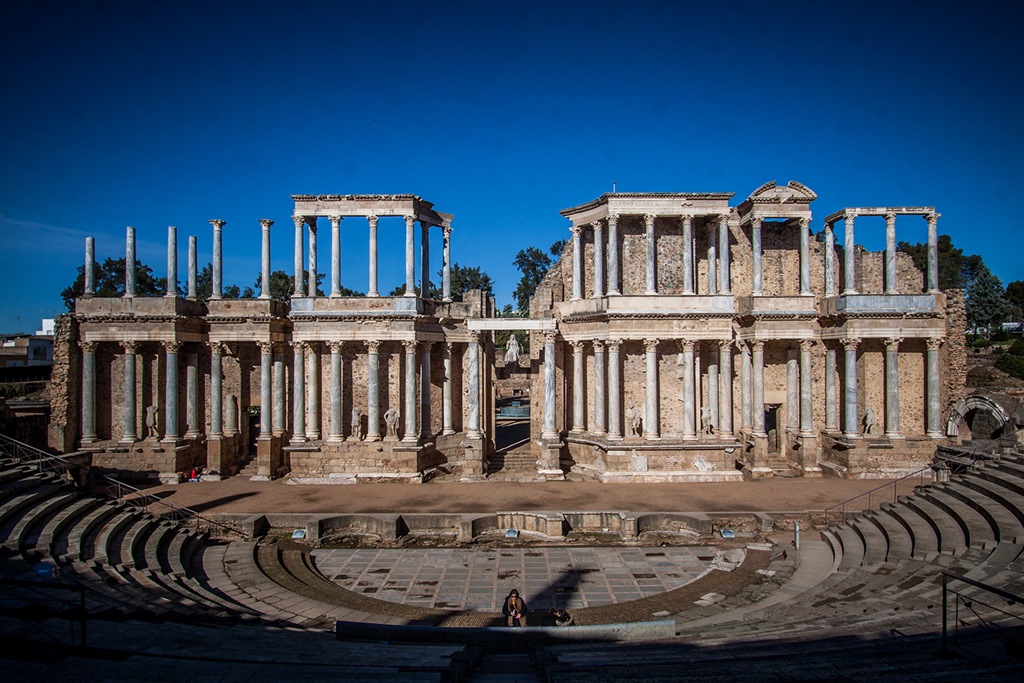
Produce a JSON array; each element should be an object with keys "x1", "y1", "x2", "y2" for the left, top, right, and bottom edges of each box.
[
  {"x1": 404, "y1": 214, "x2": 416, "y2": 228},
  {"x1": 445, "y1": 340, "x2": 455, "y2": 353},
  {"x1": 403, "y1": 340, "x2": 418, "y2": 353},
  {"x1": 751, "y1": 340, "x2": 765, "y2": 353},
  {"x1": 593, "y1": 339, "x2": 606, "y2": 352},
  {"x1": 292, "y1": 215, "x2": 305, "y2": 229},
  {"x1": 329, "y1": 215, "x2": 342, "y2": 228},
  {"x1": 209, "y1": 219, "x2": 226, "y2": 230},
  {"x1": 679, "y1": 339, "x2": 695, "y2": 353},
  {"x1": 884, "y1": 211, "x2": 897, "y2": 224},
  {"x1": 840, "y1": 337, "x2": 860, "y2": 351},
  {"x1": 799, "y1": 338, "x2": 816, "y2": 352},
  {"x1": 162, "y1": 340, "x2": 182, "y2": 354},
  {"x1": 644, "y1": 213, "x2": 656, "y2": 227},
  {"x1": 679, "y1": 214, "x2": 693, "y2": 227},
  {"x1": 257, "y1": 341, "x2": 273, "y2": 354},
  {"x1": 926, "y1": 337, "x2": 943, "y2": 351},
  {"x1": 798, "y1": 216, "x2": 811, "y2": 229},
  {"x1": 924, "y1": 212, "x2": 941, "y2": 224},
  {"x1": 258, "y1": 218, "x2": 274, "y2": 231},
  {"x1": 644, "y1": 338, "x2": 660, "y2": 353},
  {"x1": 569, "y1": 340, "x2": 584, "y2": 352},
  {"x1": 543, "y1": 330, "x2": 558, "y2": 345},
  {"x1": 607, "y1": 212, "x2": 619, "y2": 225},
  {"x1": 845, "y1": 213, "x2": 856, "y2": 226},
  {"x1": 328, "y1": 340, "x2": 345, "y2": 353},
  {"x1": 366, "y1": 339, "x2": 381, "y2": 353},
  {"x1": 718, "y1": 213, "x2": 730, "y2": 227},
  {"x1": 367, "y1": 214, "x2": 379, "y2": 228},
  {"x1": 751, "y1": 216, "x2": 763, "y2": 228},
  {"x1": 79, "y1": 340, "x2": 97, "y2": 354},
  {"x1": 442, "y1": 225, "x2": 452, "y2": 239},
  {"x1": 719, "y1": 339, "x2": 733, "y2": 352},
  {"x1": 885, "y1": 337, "x2": 904, "y2": 351},
  {"x1": 606, "y1": 338, "x2": 622, "y2": 352},
  {"x1": 589, "y1": 220, "x2": 602, "y2": 231},
  {"x1": 299, "y1": 340, "x2": 318, "y2": 354},
  {"x1": 208, "y1": 340, "x2": 225, "y2": 355},
  {"x1": 120, "y1": 340, "x2": 137, "y2": 354},
  {"x1": 569, "y1": 224, "x2": 582, "y2": 237}
]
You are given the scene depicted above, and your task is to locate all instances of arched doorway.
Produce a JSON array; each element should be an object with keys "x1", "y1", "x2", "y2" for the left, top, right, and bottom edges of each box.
[{"x1": 946, "y1": 393, "x2": 1024, "y2": 440}]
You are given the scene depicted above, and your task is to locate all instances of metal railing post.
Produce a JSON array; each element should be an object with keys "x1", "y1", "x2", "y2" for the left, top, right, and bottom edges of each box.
[{"x1": 941, "y1": 572, "x2": 948, "y2": 656}]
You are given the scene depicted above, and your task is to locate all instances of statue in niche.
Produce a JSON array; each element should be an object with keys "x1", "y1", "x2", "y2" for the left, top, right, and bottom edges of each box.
[
  {"x1": 504, "y1": 335, "x2": 521, "y2": 364},
  {"x1": 351, "y1": 407, "x2": 363, "y2": 440},
  {"x1": 384, "y1": 407, "x2": 399, "y2": 439},
  {"x1": 700, "y1": 405, "x2": 714, "y2": 436},
  {"x1": 863, "y1": 407, "x2": 878, "y2": 436},
  {"x1": 145, "y1": 404, "x2": 159, "y2": 439},
  {"x1": 626, "y1": 402, "x2": 642, "y2": 437}
]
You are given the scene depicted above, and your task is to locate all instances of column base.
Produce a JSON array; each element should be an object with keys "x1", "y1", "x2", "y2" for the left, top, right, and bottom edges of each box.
[
  {"x1": 607, "y1": 433, "x2": 623, "y2": 441},
  {"x1": 927, "y1": 431, "x2": 944, "y2": 439},
  {"x1": 885, "y1": 433, "x2": 905, "y2": 440},
  {"x1": 442, "y1": 428, "x2": 456, "y2": 436},
  {"x1": 119, "y1": 437, "x2": 137, "y2": 446},
  {"x1": 364, "y1": 435, "x2": 382, "y2": 443},
  {"x1": 327, "y1": 435, "x2": 344, "y2": 444},
  {"x1": 290, "y1": 436, "x2": 307, "y2": 445},
  {"x1": 645, "y1": 435, "x2": 661, "y2": 441},
  {"x1": 681, "y1": 434, "x2": 697, "y2": 442},
  {"x1": 537, "y1": 469, "x2": 565, "y2": 481},
  {"x1": 842, "y1": 432, "x2": 861, "y2": 439}
]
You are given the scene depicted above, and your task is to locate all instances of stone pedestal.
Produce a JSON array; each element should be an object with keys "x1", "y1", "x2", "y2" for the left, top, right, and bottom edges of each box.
[
  {"x1": 460, "y1": 437, "x2": 487, "y2": 480},
  {"x1": 538, "y1": 438, "x2": 565, "y2": 480},
  {"x1": 252, "y1": 435, "x2": 282, "y2": 480}
]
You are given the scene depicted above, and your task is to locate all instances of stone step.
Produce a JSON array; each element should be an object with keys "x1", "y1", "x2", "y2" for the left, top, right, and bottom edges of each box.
[
  {"x1": 863, "y1": 509, "x2": 914, "y2": 562},
  {"x1": 879, "y1": 502, "x2": 939, "y2": 559},
  {"x1": 32, "y1": 496, "x2": 102, "y2": 563},
  {"x1": 1, "y1": 491, "x2": 76, "y2": 551},
  {"x1": 913, "y1": 489, "x2": 989, "y2": 550},
  {"x1": 119, "y1": 517, "x2": 161, "y2": 570},
  {"x1": 848, "y1": 515, "x2": 889, "y2": 566},
  {"x1": 90, "y1": 507, "x2": 141, "y2": 564},
  {"x1": 956, "y1": 474, "x2": 1024, "y2": 541},
  {"x1": 62, "y1": 501, "x2": 122, "y2": 563},
  {"x1": 830, "y1": 525, "x2": 866, "y2": 569},
  {"x1": 932, "y1": 483, "x2": 1011, "y2": 544},
  {"x1": 0, "y1": 483, "x2": 64, "y2": 534}
]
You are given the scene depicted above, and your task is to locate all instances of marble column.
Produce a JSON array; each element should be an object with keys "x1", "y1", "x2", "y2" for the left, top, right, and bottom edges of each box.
[
  {"x1": 644, "y1": 214, "x2": 657, "y2": 294},
  {"x1": 210, "y1": 342, "x2": 223, "y2": 438},
  {"x1": 403, "y1": 341, "x2": 418, "y2": 442},
  {"x1": 260, "y1": 219, "x2": 274, "y2": 300},
  {"x1": 718, "y1": 340, "x2": 733, "y2": 438},
  {"x1": 681, "y1": 215, "x2": 694, "y2": 295},
  {"x1": 368, "y1": 216, "x2": 380, "y2": 297},
  {"x1": 404, "y1": 215, "x2": 416, "y2": 296},
  {"x1": 885, "y1": 337, "x2": 902, "y2": 437},
  {"x1": 442, "y1": 342, "x2": 455, "y2": 435},
  {"x1": 542, "y1": 331, "x2": 558, "y2": 439},
  {"x1": 421, "y1": 223, "x2": 431, "y2": 298},
  {"x1": 187, "y1": 235, "x2": 197, "y2": 300},
  {"x1": 681, "y1": 340, "x2": 696, "y2": 439},
  {"x1": 740, "y1": 342, "x2": 752, "y2": 431},
  {"x1": 291, "y1": 343, "x2": 306, "y2": 443},
  {"x1": 825, "y1": 345, "x2": 838, "y2": 432},
  {"x1": 185, "y1": 351, "x2": 199, "y2": 438},
  {"x1": 843, "y1": 214, "x2": 857, "y2": 295},
  {"x1": 210, "y1": 219, "x2": 225, "y2": 300},
  {"x1": 752, "y1": 341, "x2": 765, "y2": 436},
  {"x1": 718, "y1": 214, "x2": 731, "y2": 294},
  {"x1": 607, "y1": 340, "x2": 622, "y2": 439},
  {"x1": 307, "y1": 218, "x2": 318, "y2": 297},
  {"x1": 842, "y1": 338, "x2": 860, "y2": 437},
  {"x1": 707, "y1": 223, "x2": 717, "y2": 295},
  {"x1": 593, "y1": 340, "x2": 606, "y2": 435},
  {"x1": 927, "y1": 338, "x2": 943, "y2": 437},
  {"x1": 328, "y1": 341, "x2": 344, "y2": 442},
  {"x1": 799, "y1": 340, "x2": 814, "y2": 436},
  {"x1": 571, "y1": 341, "x2": 585, "y2": 432},
  {"x1": 885, "y1": 212, "x2": 898, "y2": 294},
  {"x1": 442, "y1": 226, "x2": 452, "y2": 302},
  {"x1": 292, "y1": 215, "x2": 304, "y2": 297},
  {"x1": 273, "y1": 348, "x2": 285, "y2": 436},
  {"x1": 592, "y1": 221, "x2": 605, "y2": 297},
  {"x1": 607, "y1": 213, "x2": 620, "y2": 295},
  {"x1": 163, "y1": 341, "x2": 180, "y2": 441},
  {"x1": 84, "y1": 237, "x2": 95, "y2": 296},
  {"x1": 824, "y1": 223, "x2": 836, "y2": 297},
  {"x1": 926, "y1": 213, "x2": 940, "y2": 293},
  {"x1": 258, "y1": 342, "x2": 272, "y2": 437},
  {"x1": 330, "y1": 215, "x2": 343, "y2": 297},
  {"x1": 799, "y1": 217, "x2": 811, "y2": 295},
  {"x1": 707, "y1": 344, "x2": 719, "y2": 432},
  {"x1": 751, "y1": 218, "x2": 763, "y2": 296},
  {"x1": 305, "y1": 342, "x2": 320, "y2": 440},
  {"x1": 786, "y1": 350, "x2": 799, "y2": 431},
  {"x1": 468, "y1": 334, "x2": 482, "y2": 439},
  {"x1": 125, "y1": 226, "x2": 136, "y2": 297},
  {"x1": 365, "y1": 340, "x2": 381, "y2": 441},
  {"x1": 645, "y1": 338, "x2": 660, "y2": 439},
  {"x1": 81, "y1": 341, "x2": 97, "y2": 442},
  {"x1": 420, "y1": 342, "x2": 431, "y2": 438},
  {"x1": 570, "y1": 225, "x2": 583, "y2": 300},
  {"x1": 121, "y1": 341, "x2": 137, "y2": 443}
]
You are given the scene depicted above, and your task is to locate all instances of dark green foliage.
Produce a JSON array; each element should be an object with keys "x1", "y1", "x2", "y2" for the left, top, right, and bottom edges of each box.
[
  {"x1": 61, "y1": 257, "x2": 166, "y2": 310},
  {"x1": 512, "y1": 246, "x2": 554, "y2": 312},
  {"x1": 255, "y1": 270, "x2": 324, "y2": 302},
  {"x1": 966, "y1": 265, "x2": 1010, "y2": 339},
  {"x1": 897, "y1": 234, "x2": 983, "y2": 291},
  {"x1": 995, "y1": 342, "x2": 1024, "y2": 379}
]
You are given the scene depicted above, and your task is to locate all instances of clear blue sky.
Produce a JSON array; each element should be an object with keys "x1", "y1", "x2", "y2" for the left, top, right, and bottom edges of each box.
[{"x1": 2, "y1": 1, "x2": 1021, "y2": 332}]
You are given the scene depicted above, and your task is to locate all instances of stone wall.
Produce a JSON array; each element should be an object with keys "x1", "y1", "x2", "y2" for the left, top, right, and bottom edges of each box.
[
  {"x1": 47, "y1": 314, "x2": 77, "y2": 453},
  {"x1": 942, "y1": 289, "x2": 968, "y2": 419}
]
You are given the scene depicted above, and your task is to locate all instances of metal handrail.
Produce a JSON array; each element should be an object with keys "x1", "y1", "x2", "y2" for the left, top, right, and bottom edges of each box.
[
  {"x1": 822, "y1": 467, "x2": 931, "y2": 526},
  {"x1": 941, "y1": 570, "x2": 1023, "y2": 655},
  {"x1": 0, "y1": 433, "x2": 84, "y2": 484}
]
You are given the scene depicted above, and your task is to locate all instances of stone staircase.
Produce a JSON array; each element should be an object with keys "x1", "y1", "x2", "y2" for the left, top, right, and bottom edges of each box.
[{"x1": 486, "y1": 448, "x2": 539, "y2": 480}]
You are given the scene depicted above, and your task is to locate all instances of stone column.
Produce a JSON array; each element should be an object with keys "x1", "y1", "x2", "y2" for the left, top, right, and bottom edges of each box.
[
  {"x1": 273, "y1": 347, "x2": 285, "y2": 436},
  {"x1": 163, "y1": 341, "x2": 181, "y2": 441},
  {"x1": 926, "y1": 213, "x2": 940, "y2": 293},
  {"x1": 681, "y1": 340, "x2": 696, "y2": 439},
  {"x1": 442, "y1": 342, "x2": 455, "y2": 435},
  {"x1": 258, "y1": 342, "x2": 272, "y2": 437},
  {"x1": 800, "y1": 340, "x2": 814, "y2": 436},
  {"x1": 843, "y1": 214, "x2": 857, "y2": 295},
  {"x1": 681, "y1": 215, "x2": 694, "y2": 295},
  {"x1": 718, "y1": 214, "x2": 731, "y2": 294},
  {"x1": 751, "y1": 218, "x2": 763, "y2": 296},
  {"x1": 707, "y1": 344, "x2": 719, "y2": 432},
  {"x1": 542, "y1": 331, "x2": 558, "y2": 439},
  {"x1": 210, "y1": 342, "x2": 223, "y2": 438},
  {"x1": 824, "y1": 223, "x2": 836, "y2": 297},
  {"x1": 799, "y1": 217, "x2": 811, "y2": 295},
  {"x1": 718, "y1": 340, "x2": 733, "y2": 438},
  {"x1": 305, "y1": 342, "x2": 320, "y2": 440},
  {"x1": 185, "y1": 351, "x2": 199, "y2": 438},
  {"x1": 592, "y1": 221, "x2": 605, "y2": 297},
  {"x1": 468, "y1": 334, "x2": 482, "y2": 439},
  {"x1": 84, "y1": 237, "x2": 95, "y2": 296},
  {"x1": 125, "y1": 226, "x2": 136, "y2": 297},
  {"x1": 885, "y1": 212, "x2": 898, "y2": 294},
  {"x1": 644, "y1": 338, "x2": 660, "y2": 439},
  {"x1": 786, "y1": 350, "x2": 799, "y2": 431},
  {"x1": 81, "y1": 341, "x2": 97, "y2": 443},
  {"x1": 292, "y1": 215, "x2": 305, "y2": 297},
  {"x1": 307, "y1": 218, "x2": 318, "y2": 297},
  {"x1": 187, "y1": 236, "x2": 197, "y2": 300},
  {"x1": 570, "y1": 225, "x2": 583, "y2": 300},
  {"x1": 825, "y1": 345, "x2": 838, "y2": 431},
  {"x1": 368, "y1": 215, "x2": 380, "y2": 297},
  {"x1": 442, "y1": 226, "x2": 452, "y2": 302},
  {"x1": 291, "y1": 343, "x2": 306, "y2": 443},
  {"x1": 404, "y1": 215, "x2": 416, "y2": 296},
  {"x1": 842, "y1": 338, "x2": 860, "y2": 437},
  {"x1": 607, "y1": 340, "x2": 622, "y2": 439},
  {"x1": 927, "y1": 338, "x2": 943, "y2": 437},
  {"x1": 707, "y1": 223, "x2": 717, "y2": 295},
  {"x1": 740, "y1": 342, "x2": 752, "y2": 431},
  {"x1": 593, "y1": 340, "x2": 606, "y2": 435},
  {"x1": 571, "y1": 341, "x2": 585, "y2": 432},
  {"x1": 330, "y1": 215, "x2": 343, "y2": 297},
  {"x1": 260, "y1": 219, "x2": 274, "y2": 300},
  {"x1": 645, "y1": 214, "x2": 657, "y2": 294},
  {"x1": 328, "y1": 341, "x2": 344, "y2": 442},
  {"x1": 421, "y1": 223, "x2": 431, "y2": 298},
  {"x1": 121, "y1": 341, "x2": 137, "y2": 443},
  {"x1": 885, "y1": 337, "x2": 902, "y2": 437},
  {"x1": 210, "y1": 220, "x2": 225, "y2": 300},
  {"x1": 421, "y1": 342, "x2": 431, "y2": 438},
  {"x1": 752, "y1": 341, "x2": 765, "y2": 436},
  {"x1": 365, "y1": 340, "x2": 381, "y2": 441},
  {"x1": 607, "y1": 213, "x2": 620, "y2": 295},
  {"x1": 402, "y1": 341, "x2": 418, "y2": 442}
]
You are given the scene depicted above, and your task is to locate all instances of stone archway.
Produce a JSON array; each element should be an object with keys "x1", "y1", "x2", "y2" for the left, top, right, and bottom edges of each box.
[{"x1": 946, "y1": 392, "x2": 1024, "y2": 440}]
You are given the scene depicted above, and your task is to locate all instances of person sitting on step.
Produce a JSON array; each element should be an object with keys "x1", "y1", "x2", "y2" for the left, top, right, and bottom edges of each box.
[{"x1": 502, "y1": 588, "x2": 528, "y2": 627}]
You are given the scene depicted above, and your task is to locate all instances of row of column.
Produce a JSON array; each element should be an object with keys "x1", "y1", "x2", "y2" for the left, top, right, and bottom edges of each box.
[
  {"x1": 570, "y1": 214, "x2": 732, "y2": 300},
  {"x1": 292, "y1": 215, "x2": 453, "y2": 300},
  {"x1": 748, "y1": 217, "x2": 813, "y2": 296}
]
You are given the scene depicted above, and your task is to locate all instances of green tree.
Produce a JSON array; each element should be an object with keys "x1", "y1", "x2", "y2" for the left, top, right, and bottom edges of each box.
[
  {"x1": 431, "y1": 263, "x2": 494, "y2": 300},
  {"x1": 61, "y1": 257, "x2": 166, "y2": 310},
  {"x1": 255, "y1": 270, "x2": 323, "y2": 302},
  {"x1": 966, "y1": 265, "x2": 1011, "y2": 339},
  {"x1": 550, "y1": 239, "x2": 567, "y2": 258},
  {"x1": 897, "y1": 234, "x2": 983, "y2": 291},
  {"x1": 494, "y1": 304, "x2": 527, "y2": 352},
  {"x1": 1006, "y1": 280, "x2": 1024, "y2": 322},
  {"x1": 195, "y1": 264, "x2": 251, "y2": 301},
  {"x1": 512, "y1": 246, "x2": 553, "y2": 312}
]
